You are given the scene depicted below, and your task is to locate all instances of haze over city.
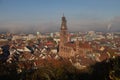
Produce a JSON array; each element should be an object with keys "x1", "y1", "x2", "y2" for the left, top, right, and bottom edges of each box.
[
  {"x1": 0, "y1": 0, "x2": 120, "y2": 33},
  {"x1": 1, "y1": 1, "x2": 120, "y2": 80}
]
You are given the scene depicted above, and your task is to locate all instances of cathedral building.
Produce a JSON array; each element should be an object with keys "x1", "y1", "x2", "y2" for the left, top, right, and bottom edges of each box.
[{"x1": 59, "y1": 15, "x2": 93, "y2": 58}]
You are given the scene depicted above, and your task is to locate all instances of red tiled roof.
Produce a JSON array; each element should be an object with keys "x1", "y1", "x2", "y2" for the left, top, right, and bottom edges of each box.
[{"x1": 79, "y1": 42, "x2": 92, "y2": 49}]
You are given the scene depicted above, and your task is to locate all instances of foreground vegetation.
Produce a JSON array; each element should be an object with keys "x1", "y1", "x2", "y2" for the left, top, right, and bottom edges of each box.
[{"x1": 0, "y1": 57, "x2": 120, "y2": 80}]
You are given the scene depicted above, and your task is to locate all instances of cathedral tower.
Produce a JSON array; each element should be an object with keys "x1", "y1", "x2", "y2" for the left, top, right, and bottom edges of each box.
[
  {"x1": 59, "y1": 15, "x2": 69, "y2": 57},
  {"x1": 60, "y1": 15, "x2": 68, "y2": 46}
]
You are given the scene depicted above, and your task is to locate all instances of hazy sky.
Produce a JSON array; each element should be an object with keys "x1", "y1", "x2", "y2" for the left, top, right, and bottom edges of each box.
[{"x1": 0, "y1": 0, "x2": 120, "y2": 33}]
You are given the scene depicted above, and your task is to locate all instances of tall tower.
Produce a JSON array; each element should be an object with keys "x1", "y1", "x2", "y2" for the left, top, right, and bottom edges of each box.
[
  {"x1": 60, "y1": 15, "x2": 68, "y2": 46},
  {"x1": 59, "y1": 15, "x2": 69, "y2": 57},
  {"x1": 76, "y1": 38, "x2": 80, "y2": 55}
]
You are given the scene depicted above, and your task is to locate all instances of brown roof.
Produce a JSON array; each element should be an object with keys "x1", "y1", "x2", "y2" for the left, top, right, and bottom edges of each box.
[
  {"x1": 79, "y1": 42, "x2": 92, "y2": 49},
  {"x1": 79, "y1": 57, "x2": 95, "y2": 66},
  {"x1": 64, "y1": 42, "x2": 76, "y2": 48},
  {"x1": 64, "y1": 41, "x2": 92, "y2": 50},
  {"x1": 99, "y1": 53, "x2": 109, "y2": 61}
]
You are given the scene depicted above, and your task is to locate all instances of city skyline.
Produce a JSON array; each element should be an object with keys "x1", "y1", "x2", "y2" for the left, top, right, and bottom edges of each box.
[{"x1": 0, "y1": 0, "x2": 120, "y2": 33}]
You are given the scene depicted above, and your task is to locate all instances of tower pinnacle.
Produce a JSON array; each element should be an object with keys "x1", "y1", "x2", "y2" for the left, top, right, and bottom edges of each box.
[{"x1": 61, "y1": 15, "x2": 67, "y2": 30}]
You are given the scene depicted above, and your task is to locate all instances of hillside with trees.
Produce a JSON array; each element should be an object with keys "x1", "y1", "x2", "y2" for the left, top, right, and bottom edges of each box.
[{"x1": 0, "y1": 57, "x2": 120, "y2": 80}]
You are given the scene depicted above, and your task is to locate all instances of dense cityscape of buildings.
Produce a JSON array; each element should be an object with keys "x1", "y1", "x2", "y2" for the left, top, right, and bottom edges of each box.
[{"x1": 0, "y1": 16, "x2": 120, "y2": 72}]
